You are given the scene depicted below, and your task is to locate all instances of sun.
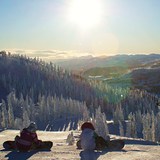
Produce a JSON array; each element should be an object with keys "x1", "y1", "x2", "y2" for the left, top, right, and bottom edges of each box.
[{"x1": 68, "y1": 0, "x2": 104, "y2": 30}]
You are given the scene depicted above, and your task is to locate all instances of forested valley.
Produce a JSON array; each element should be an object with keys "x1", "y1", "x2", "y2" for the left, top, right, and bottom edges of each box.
[{"x1": 0, "y1": 51, "x2": 160, "y2": 143}]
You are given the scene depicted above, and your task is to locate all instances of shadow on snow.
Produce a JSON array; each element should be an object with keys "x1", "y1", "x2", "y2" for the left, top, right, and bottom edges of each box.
[
  {"x1": 80, "y1": 150, "x2": 107, "y2": 160},
  {"x1": 3, "y1": 150, "x2": 38, "y2": 160},
  {"x1": 1, "y1": 149, "x2": 51, "y2": 160}
]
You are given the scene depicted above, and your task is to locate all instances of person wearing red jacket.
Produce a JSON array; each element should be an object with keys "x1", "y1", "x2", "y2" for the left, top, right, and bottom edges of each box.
[
  {"x1": 15, "y1": 122, "x2": 42, "y2": 152},
  {"x1": 3, "y1": 122, "x2": 53, "y2": 151}
]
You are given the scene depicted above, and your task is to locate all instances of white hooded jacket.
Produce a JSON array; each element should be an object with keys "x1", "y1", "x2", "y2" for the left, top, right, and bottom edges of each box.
[{"x1": 80, "y1": 128, "x2": 96, "y2": 150}]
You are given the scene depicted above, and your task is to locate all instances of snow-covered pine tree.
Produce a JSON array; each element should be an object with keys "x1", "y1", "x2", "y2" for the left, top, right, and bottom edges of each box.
[
  {"x1": 155, "y1": 112, "x2": 160, "y2": 142},
  {"x1": 129, "y1": 113, "x2": 137, "y2": 138},
  {"x1": 39, "y1": 95, "x2": 47, "y2": 124},
  {"x1": 142, "y1": 113, "x2": 152, "y2": 141},
  {"x1": 119, "y1": 120, "x2": 124, "y2": 137},
  {"x1": 126, "y1": 113, "x2": 137, "y2": 138},
  {"x1": 126, "y1": 121, "x2": 131, "y2": 137},
  {"x1": 22, "y1": 109, "x2": 30, "y2": 129},
  {"x1": 8, "y1": 102, "x2": 14, "y2": 129},
  {"x1": 135, "y1": 110, "x2": 142, "y2": 134},
  {"x1": 82, "y1": 104, "x2": 90, "y2": 122},
  {"x1": 113, "y1": 104, "x2": 124, "y2": 124},
  {"x1": 93, "y1": 106, "x2": 109, "y2": 140},
  {"x1": 66, "y1": 131, "x2": 75, "y2": 145},
  {"x1": 151, "y1": 111, "x2": 155, "y2": 142},
  {"x1": 14, "y1": 118, "x2": 23, "y2": 130},
  {"x1": 1, "y1": 100, "x2": 9, "y2": 129},
  {"x1": 7, "y1": 91, "x2": 16, "y2": 128}
]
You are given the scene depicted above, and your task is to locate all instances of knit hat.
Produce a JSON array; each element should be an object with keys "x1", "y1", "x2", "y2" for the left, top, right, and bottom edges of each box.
[
  {"x1": 81, "y1": 122, "x2": 95, "y2": 131},
  {"x1": 26, "y1": 122, "x2": 37, "y2": 133}
]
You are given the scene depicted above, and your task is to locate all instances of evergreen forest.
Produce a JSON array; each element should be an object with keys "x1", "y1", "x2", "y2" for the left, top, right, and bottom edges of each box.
[{"x1": 0, "y1": 51, "x2": 160, "y2": 143}]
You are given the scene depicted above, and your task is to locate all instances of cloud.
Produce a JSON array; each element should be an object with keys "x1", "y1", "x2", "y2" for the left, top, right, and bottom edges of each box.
[{"x1": 4, "y1": 49, "x2": 93, "y2": 62}]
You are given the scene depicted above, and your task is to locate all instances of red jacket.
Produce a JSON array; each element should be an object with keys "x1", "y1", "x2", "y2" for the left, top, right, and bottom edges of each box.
[{"x1": 16, "y1": 128, "x2": 42, "y2": 151}]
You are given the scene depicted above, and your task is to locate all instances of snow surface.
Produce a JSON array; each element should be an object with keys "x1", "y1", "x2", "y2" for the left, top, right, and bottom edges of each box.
[{"x1": 0, "y1": 130, "x2": 160, "y2": 160}]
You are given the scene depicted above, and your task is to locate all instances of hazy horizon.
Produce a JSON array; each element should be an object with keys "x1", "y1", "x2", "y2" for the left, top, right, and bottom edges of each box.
[
  {"x1": 1, "y1": 49, "x2": 159, "y2": 63},
  {"x1": 0, "y1": 0, "x2": 160, "y2": 59}
]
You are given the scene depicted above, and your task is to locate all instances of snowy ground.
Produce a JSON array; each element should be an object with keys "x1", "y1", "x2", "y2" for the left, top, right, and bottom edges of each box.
[{"x1": 0, "y1": 130, "x2": 160, "y2": 160}]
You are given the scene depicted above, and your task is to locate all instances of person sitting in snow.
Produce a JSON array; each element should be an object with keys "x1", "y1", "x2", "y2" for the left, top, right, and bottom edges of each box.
[
  {"x1": 15, "y1": 122, "x2": 43, "y2": 152},
  {"x1": 76, "y1": 122, "x2": 109, "y2": 151},
  {"x1": 3, "y1": 122, "x2": 53, "y2": 152}
]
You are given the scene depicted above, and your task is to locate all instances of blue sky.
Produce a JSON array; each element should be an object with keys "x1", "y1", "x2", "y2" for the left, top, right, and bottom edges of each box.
[{"x1": 0, "y1": 0, "x2": 160, "y2": 59}]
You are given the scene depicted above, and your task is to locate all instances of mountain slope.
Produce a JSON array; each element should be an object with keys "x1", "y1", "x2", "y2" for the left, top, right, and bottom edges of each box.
[
  {"x1": 103, "y1": 66, "x2": 160, "y2": 94},
  {"x1": 80, "y1": 54, "x2": 160, "y2": 94},
  {"x1": 54, "y1": 54, "x2": 160, "y2": 72},
  {"x1": 0, "y1": 52, "x2": 97, "y2": 104}
]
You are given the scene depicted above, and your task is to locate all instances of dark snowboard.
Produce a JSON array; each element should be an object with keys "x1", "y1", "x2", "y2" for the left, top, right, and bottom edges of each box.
[
  {"x1": 77, "y1": 138, "x2": 125, "y2": 151},
  {"x1": 3, "y1": 140, "x2": 53, "y2": 151},
  {"x1": 107, "y1": 139, "x2": 125, "y2": 150}
]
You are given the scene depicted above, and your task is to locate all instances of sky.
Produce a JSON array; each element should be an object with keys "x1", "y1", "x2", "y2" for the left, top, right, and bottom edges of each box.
[{"x1": 0, "y1": 0, "x2": 160, "y2": 60}]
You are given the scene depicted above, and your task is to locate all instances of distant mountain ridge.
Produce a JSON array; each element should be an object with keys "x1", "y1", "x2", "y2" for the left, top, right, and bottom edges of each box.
[{"x1": 54, "y1": 54, "x2": 160, "y2": 72}]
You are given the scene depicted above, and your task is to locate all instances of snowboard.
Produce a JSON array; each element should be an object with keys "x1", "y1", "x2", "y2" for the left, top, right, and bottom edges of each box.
[
  {"x1": 76, "y1": 139, "x2": 125, "y2": 151},
  {"x1": 106, "y1": 139, "x2": 125, "y2": 150},
  {"x1": 3, "y1": 140, "x2": 53, "y2": 151}
]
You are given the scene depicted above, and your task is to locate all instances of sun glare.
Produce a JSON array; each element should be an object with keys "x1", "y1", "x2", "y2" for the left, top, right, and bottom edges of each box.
[{"x1": 68, "y1": 0, "x2": 104, "y2": 30}]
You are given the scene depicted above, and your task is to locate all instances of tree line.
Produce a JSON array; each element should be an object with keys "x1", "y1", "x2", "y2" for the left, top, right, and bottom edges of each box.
[{"x1": 0, "y1": 51, "x2": 160, "y2": 142}]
